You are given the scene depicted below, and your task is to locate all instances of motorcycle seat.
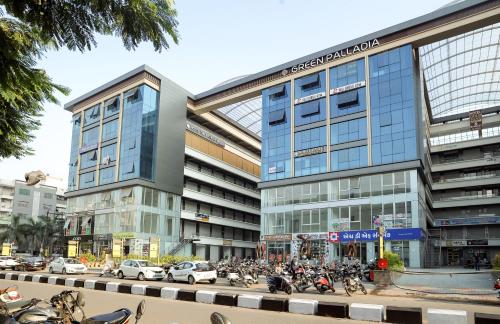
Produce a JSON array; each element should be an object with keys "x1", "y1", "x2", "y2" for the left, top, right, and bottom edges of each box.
[{"x1": 82, "y1": 309, "x2": 131, "y2": 324}]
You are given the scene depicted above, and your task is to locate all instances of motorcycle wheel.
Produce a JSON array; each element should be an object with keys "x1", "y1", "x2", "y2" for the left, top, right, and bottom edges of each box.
[
  {"x1": 285, "y1": 286, "x2": 293, "y2": 295},
  {"x1": 295, "y1": 284, "x2": 304, "y2": 293},
  {"x1": 318, "y1": 287, "x2": 325, "y2": 295},
  {"x1": 269, "y1": 286, "x2": 277, "y2": 294},
  {"x1": 244, "y1": 282, "x2": 250, "y2": 288},
  {"x1": 361, "y1": 285, "x2": 367, "y2": 295},
  {"x1": 343, "y1": 280, "x2": 352, "y2": 296},
  {"x1": 229, "y1": 279, "x2": 236, "y2": 286}
]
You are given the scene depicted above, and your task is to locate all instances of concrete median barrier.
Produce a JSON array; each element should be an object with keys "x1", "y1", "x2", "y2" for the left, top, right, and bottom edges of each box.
[
  {"x1": 65, "y1": 278, "x2": 77, "y2": 287},
  {"x1": 386, "y1": 306, "x2": 422, "y2": 324},
  {"x1": 214, "y1": 293, "x2": 237, "y2": 307},
  {"x1": 428, "y1": 309, "x2": 467, "y2": 324},
  {"x1": 31, "y1": 274, "x2": 42, "y2": 282},
  {"x1": 145, "y1": 286, "x2": 162, "y2": 297},
  {"x1": 84, "y1": 279, "x2": 96, "y2": 289},
  {"x1": 48, "y1": 276, "x2": 58, "y2": 285},
  {"x1": 317, "y1": 301, "x2": 349, "y2": 318},
  {"x1": 131, "y1": 284, "x2": 148, "y2": 295},
  {"x1": 261, "y1": 297, "x2": 288, "y2": 312},
  {"x1": 105, "y1": 282, "x2": 120, "y2": 292},
  {"x1": 5, "y1": 273, "x2": 13, "y2": 280},
  {"x1": 177, "y1": 289, "x2": 196, "y2": 302},
  {"x1": 160, "y1": 287, "x2": 179, "y2": 300},
  {"x1": 196, "y1": 290, "x2": 217, "y2": 304},
  {"x1": 288, "y1": 299, "x2": 318, "y2": 315},
  {"x1": 474, "y1": 312, "x2": 500, "y2": 324},
  {"x1": 18, "y1": 274, "x2": 27, "y2": 281},
  {"x1": 350, "y1": 303, "x2": 384, "y2": 322},
  {"x1": 237, "y1": 294, "x2": 262, "y2": 309}
]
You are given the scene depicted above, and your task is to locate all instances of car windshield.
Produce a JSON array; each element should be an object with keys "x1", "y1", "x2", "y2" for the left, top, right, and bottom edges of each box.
[
  {"x1": 64, "y1": 258, "x2": 81, "y2": 264},
  {"x1": 137, "y1": 261, "x2": 155, "y2": 267},
  {"x1": 195, "y1": 263, "x2": 212, "y2": 271},
  {"x1": 28, "y1": 257, "x2": 43, "y2": 262}
]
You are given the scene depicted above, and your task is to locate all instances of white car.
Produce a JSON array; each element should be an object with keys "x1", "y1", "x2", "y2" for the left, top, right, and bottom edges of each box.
[
  {"x1": 117, "y1": 260, "x2": 165, "y2": 281},
  {"x1": 167, "y1": 261, "x2": 217, "y2": 285},
  {"x1": 0, "y1": 257, "x2": 18, "y2": 270},
  {"x1": 48, "y1": 257, "x2": 87, "y2": 274}
]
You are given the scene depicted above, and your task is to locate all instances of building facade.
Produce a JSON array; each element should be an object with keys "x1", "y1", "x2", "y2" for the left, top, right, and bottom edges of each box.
[
  {"x1": 63, "y1": 0, "x2": 500, "y2": 267},
  {"x1": 63, "y1": 67, "x2": 260, "y2": 259},
  {"x1": 0, "y1": 179, "x2": 14, "y2": 226}
]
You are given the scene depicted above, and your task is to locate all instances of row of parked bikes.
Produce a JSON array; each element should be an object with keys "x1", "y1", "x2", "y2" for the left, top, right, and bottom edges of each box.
[{"x1": 214, "y1": 258, "x2": 374, "y2": 296}]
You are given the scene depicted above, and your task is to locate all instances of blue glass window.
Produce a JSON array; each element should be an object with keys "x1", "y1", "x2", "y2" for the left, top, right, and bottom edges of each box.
[
  {"x1": 294, "y1": 98, "x2": 326, "y2": 126},
  {"x1": 80, "y1": 149, "x2": 98, "y2": 169},
  {"x1": 102, "y1": 119, "x2": 118, "y2": 141},
  {"x1": 295, "y1": 153, "x2": 327, "y2": 177},
  {"x1": 331, "y1": 118, "x2": 367, "y2": 145},
  {"x1": 330, "y1": 59, "x2": 366, "y2": 118},
  {"x1": 119, "y1": 85, "x2": 159, "y2": 181},
  {"x1": 68, "y1": 114, "x2": 81, "y2": 191},
  {"x1": 369, "y1": 45, "x2": 417, "y2": 165},
  {"x1": 262, "y1": 82, "x2": 292, "y2": 181},
  {"x1": 103, "y1": 96, "x2": 120, "y2": 118},
  {"x1": 294, "y1": 127, "x2": 326, "y2": 151},
  {"x1": 79, "y1": 171, "x2": 95, "y2": 189},
  {"x1": 99, "y1": 166, "x2": 115, "y2": 185},
  {"x1": 331, "y1": 146, "x2": 368, "y2": 171},
  {"x1": 83, "y1": 104, "x2": 100, "y2": 126},
  {"x1": 100, "y1": 144, "x2": 117, "y2": 165},
  {"x1": 81, "y1": 126, "x2": 99, "y2": 149},
  {"x1": 295, "y1": 71, "x2": 326, "y2": 100}
]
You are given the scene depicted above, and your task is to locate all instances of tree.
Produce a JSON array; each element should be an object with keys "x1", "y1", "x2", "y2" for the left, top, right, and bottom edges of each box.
[
  {"x1": 0, "y1": 0, "x2": 179, "y2": 158},
  {"x1": 0, "y1": 215, "x2": 27, "y2": 247}
]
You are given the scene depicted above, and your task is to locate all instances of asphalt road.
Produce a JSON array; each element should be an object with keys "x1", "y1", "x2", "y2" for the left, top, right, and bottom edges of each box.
[
  {"x1": 3, "y1": 269, "x2": 500, "y2": 323},
  {"x1": 3, "y1": 279, "x2": 357, "y2": 324}
]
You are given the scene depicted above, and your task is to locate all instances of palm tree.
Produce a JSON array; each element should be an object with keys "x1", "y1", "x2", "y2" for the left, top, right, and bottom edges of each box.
[
  {"x1": 0, "y1": 215, "x2": 27, "y2": 248},
  {"x1": 38, "y1": 216, "x2": 61, "y2": 255},
  {"x1": 21, "y1": 218, "x2": 44, "y2": 253}
]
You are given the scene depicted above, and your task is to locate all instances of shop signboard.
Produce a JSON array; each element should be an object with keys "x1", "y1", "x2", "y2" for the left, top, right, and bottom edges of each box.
[
  {"x1": 469, "y1": 110, "x2": 482, "y2": 131},
  {"x1": 467, "y1": 240, "x2": 488, "y2": 246},
  {"x1": 113, "y1": 232, "x2": 135, "y2": 239},
  {"x1": 434, "y1": 216, "x2": 500, "y2": 226},
  {"x1": 1, "y1": 243, "x2": 11, "y2": 256},
  {"x1": 328, "y1": 232, "x2": 339, "y2": 243},
  {"x1": 68, "y1": 240, "x2": 78, "y2": 258},
  {"x1": 263, "y1": 234, "x2": 292, "y2": 241},
  {"x1": 195, "y1": 213, "x2": 209, "y2": 222},
  {"x1": 223, "y1": 240, "x2": 233, "y2": 246},
  {"x1": 444, "y1": 240, "x2": 467, "y2": 247},
  {"x1": 295, "y1": 232, "x2": 328, "y2": 240},
  {"x1": 112, "y1": 239, "x2": 122, "y2": 258},
  {"x1": 339, "y1": 228, "x2": 425, "y2": 242},
  {"x1": 149, "y1": 237, "x2": 159, "y2": 259}
]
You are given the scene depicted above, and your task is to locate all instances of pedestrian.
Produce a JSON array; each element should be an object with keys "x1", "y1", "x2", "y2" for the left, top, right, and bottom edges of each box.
[{"x1": 474, "y1": 253, "x2": 480, "y2": 271}]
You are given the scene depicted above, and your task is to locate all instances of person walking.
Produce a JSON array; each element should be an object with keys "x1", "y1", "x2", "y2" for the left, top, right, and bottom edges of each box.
[{"x1": 474, "y1": 253, "x2": 480, "y2": 271}]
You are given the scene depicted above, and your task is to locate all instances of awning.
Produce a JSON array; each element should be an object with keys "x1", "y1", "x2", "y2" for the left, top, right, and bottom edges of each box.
[{"x1": 80, "y1": 216, "x2": 91, "y2": 227}]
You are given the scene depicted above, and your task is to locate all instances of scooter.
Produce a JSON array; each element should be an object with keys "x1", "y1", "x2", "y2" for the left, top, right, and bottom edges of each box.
[
  {"x1": 314, "y1": 271, "x2": 336, "y2": 294},
  {"x1": 266, "y1": 274, "x2": 293, "y2": 295},
  {"x1": 227, "y1": 268, "x2": 253, "y2": 288},
  {"x1": 98, "y1": 263, "x2": 118, "y2": 277}
]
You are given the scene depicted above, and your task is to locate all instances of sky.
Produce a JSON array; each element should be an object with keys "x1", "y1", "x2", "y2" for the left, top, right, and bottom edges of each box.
[{"x1": 0, "y1": 0, "x2": 451, "y2": 187}]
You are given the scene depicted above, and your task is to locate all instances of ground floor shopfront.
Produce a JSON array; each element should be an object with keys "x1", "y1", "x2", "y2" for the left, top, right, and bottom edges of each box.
[
  {"x1": 262, "y1": 228, "x2": 424, "y2": 267},
  {"x1": 439, "y1": 239, "x2": 500, "y2": 267}
]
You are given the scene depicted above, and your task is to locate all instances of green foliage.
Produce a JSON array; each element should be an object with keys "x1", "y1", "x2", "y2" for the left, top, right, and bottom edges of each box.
[
  {"x1": 0, "y1": 0, "x2": 179, "y2": 158},
  {"x1": 80, "y1": 252, "x2": 96, "y2": 263},
  {"x1": 384, "y1": 251, "x2": 405, "y2": 271},
  {"x1": 493, "y1": 254, "x2": 500, "y2": 270}
]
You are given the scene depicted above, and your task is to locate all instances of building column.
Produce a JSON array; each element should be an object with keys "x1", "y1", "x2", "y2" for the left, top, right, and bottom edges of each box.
[
  {"x1": 367, "y1": 242, "x2": 375, "y2": 261},
  {"x1": 409, "y1": 240, "x2": 421, "y2": 268}
]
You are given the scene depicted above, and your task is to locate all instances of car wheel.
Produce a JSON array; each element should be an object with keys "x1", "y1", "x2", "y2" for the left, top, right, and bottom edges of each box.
[
  {"x1": 209, "y1": 279, "x2": 216, "y2": 285},
  {"x1": 138, "y1": 273, "x2": 145, "y2": 281},
  {"x1": 62, "y1": 268, "x2": 67, "y2": 275},
  {"x1": 48, "y1": 267, "x2": 53, "y2": 274},
  {"x1": 117, "y1": 271, "x2": 124, "y2": 279},
  {"x1": 188, "y1": 275, "x2": 195, "y2": 285},
  {"x1": 167, "y1": 274, "x2": 174, "y2": 283}
]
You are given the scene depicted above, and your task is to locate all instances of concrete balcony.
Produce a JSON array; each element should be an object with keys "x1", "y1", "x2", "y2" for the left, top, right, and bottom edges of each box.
[
  {"x1": 185, "y1": 147, "x2": 260, "y2": 183},
  {"x1": 431, "y1": 156, "x2": 500, "y2": 172},
  {"x1": 433, "y1": 195, "x2": 500, "y2": 209},
  {"x1": 195, "y1": 235, "x2": 257, "y2": 249},
  {"x1": 182, "y1": 188, "x2": 260, "y2": 215},
  {"x1": 184, "y1": 167, "x2": 260, "y2": 200},
  {"x1": 432, "y1": 174, "x2": 500, "y2": 190},
  {"x1": 430, "y1": 136, "x2": 500, "y2": 153},
  {"x1": 181, "y1": 210, "x2": 259, "y2": 231}
]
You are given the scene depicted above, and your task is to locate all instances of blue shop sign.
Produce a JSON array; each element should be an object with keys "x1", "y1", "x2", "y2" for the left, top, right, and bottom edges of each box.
[{"x1": 339, "y1": 228, "x2": 425, "y2": 242}]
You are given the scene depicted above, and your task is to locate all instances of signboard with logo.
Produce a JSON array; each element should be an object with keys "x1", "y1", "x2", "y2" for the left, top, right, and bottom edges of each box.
[
  {"x1": 469, "y1": 110, "x2": 482, "y2": 131},
  {"x1": 435, "y1": 216, "x2": 500, "y2": 227},
  {"x1": 294, "y1": 92, "x2": 325, "y2": 105},
  {"x1": 339, "y1": 228, "x2": 425, "y2": 242},
  {"x1": 295, "y1": 232, "x2": 328, "y2": 240},
  {"x1": 328, "y1": 232, "x2": 340, "y2": 243},
  {"x1": 186, "y1": 122, "x2": 225, "y2": 147},
  {"x1": 195, "y1": 213, "x2": 209, "y2": 222},
  {"x1": 467, "y1": 240, "x2": 488, "y2": 246},
  {"x1": 294, "y1": 146, "x2": 327, "y2": 158},
  {"x1": 330, "y1": 81, "x2": 366, "y2": 95},
  {"x1": 223, "y1": 240, "x2": 233, "y2": 246}
]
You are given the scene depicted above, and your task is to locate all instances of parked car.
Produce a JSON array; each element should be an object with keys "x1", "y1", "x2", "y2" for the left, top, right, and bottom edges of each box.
[
  {"x1": 48, "y1": 257, "x2": 87, "y2": 274},
  {"x1": 0, "y1": 256, "x2": 19, "y2": 270},
  {"x1": 117, "y1": 260, "x2": 165, "y2": 281},
  {"x1": 14, "y1": 256, "x2": 46, "y2": 271},
  {"x1": 167, "y1": 261, "x2": 217, "y2": 285}
]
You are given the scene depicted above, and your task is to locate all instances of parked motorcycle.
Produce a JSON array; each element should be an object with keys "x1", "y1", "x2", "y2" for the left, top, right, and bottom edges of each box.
[
  {"x1": 98, "y1": 263, "x2": 117, "y2": 278},
  {"x1": 266, "y1": 275, "x2": 293, "y2": 295},
  {"x1": 292, "y1": 266, "x2": 314, "y2": 293},
  {"x1": 342, "y1": 266, "x2": 368, "y2": 296},
  {"x1": 314, "y1": 269, "x2": 336, "y2": 294},
  {"x1": 227, "y1": 268, "x2": 253, "y2": 288}
]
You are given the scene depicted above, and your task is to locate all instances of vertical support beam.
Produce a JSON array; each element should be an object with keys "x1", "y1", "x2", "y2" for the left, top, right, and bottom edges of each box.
[
  {"x1": 76, "y1": 111, "x2": 83, "y2": 190},
  {"x1": 95, "y1": 103, "x2": 104, "y2": 186},
  {"x1": 290, "y1": 79, "x2": 295, "y2": 177},
  {"x1": 325, "y1": 68, "x2": 331, "y2": 172},
  {"x1": 115, "y1": 93, "x2": 124, "y2": 182},
  {"x1": 364, "y1": 56, "x2": 373, "y2": 166}
]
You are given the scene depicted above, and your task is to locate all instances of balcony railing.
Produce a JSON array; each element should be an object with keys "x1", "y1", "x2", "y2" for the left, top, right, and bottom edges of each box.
[
  {"x1": 435, "y1": 193, "x2": 500, "y2": 202},
  {"x1": 433, "y1": 173, "x2": 500, "y2": 184},
  {"x1": 184, "y1": 165, "x2": 259, "y2": 194}
]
